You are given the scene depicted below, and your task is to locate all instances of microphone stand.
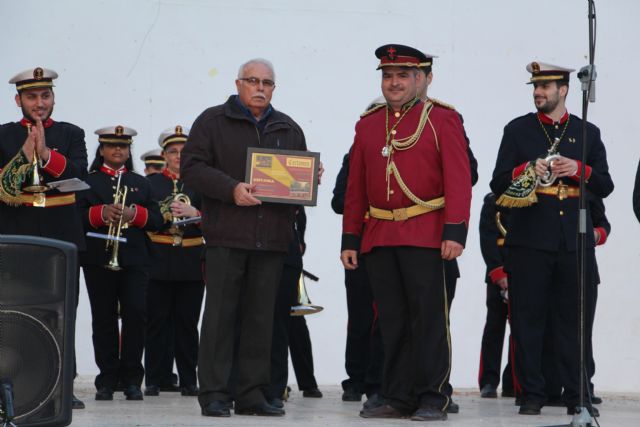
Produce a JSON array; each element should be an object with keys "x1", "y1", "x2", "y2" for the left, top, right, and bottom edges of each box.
[
  {"x1": 571, "y1": 2, "x2": 597, "y2": 425},
  {"x1": 542, "y1": 1, "x2": 598, "y2": 427}
]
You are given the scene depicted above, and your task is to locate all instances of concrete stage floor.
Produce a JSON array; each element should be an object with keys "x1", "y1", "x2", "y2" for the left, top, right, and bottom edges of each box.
[{"x1": 71, "y1": 377, "x2": 640, "y2": 426}]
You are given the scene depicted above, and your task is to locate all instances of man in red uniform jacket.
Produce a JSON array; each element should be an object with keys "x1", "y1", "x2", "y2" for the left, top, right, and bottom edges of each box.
[{"x1": 340, "y1": 44, "x2": 471, "y2": 421}]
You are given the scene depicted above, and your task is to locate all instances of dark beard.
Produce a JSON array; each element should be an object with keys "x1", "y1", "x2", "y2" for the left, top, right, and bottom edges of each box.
[
  {"x1": 21, "y1": 106, "x2": 53, "y2": 123},
  {"x1": 535, "y1": 97, "x2": 559, "y2": 114}
]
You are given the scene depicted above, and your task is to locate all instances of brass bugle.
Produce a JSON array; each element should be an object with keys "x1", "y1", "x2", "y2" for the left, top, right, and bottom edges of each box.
[
  {"x1": 106, "y1": 172, "x2": 128, "y2": 271},
  {"x1": 291, "y1": 272, "x2": 323, "y2": 316},
  {"x1": 23, "y1": 123, "x2": 49, "y2": 193}
]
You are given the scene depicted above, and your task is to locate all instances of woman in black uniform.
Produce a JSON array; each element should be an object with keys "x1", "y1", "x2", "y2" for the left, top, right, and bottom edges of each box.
[{"x1": 78, "y1": 125, "x2": 162, "y2": 401}]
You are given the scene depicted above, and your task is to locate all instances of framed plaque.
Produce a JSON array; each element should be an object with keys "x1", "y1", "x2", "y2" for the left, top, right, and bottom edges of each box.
[{"x1": 245, "y1": 148, "x2": 320, "y2": 206}]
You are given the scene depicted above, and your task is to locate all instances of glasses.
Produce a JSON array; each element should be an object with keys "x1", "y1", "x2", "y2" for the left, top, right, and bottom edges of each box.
[
  {"x1": 239, "y1": 77, "x2": 276, "y2": 89},
  {"x1": 164, "y1": 149, "x2": 181, "y2": 156}
]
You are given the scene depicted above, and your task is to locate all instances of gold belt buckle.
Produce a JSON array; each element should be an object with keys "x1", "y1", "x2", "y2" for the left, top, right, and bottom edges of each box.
[
  {"x1": 33, "y1": 193, "x2": 46, "y2": 207},
  {"x1": 558, "y1": 184, "x2": 568, "y2": 201},
  {"x1": 173, "y1": 235, "x2": 183, "y2": 246},
  {"x1": 392, "y1": 208, "x2": 408, "y2": 221}
]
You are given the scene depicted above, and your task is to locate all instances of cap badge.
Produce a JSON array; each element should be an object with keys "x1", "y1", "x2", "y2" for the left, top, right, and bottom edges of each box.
[
  {"x1": 387, "y1": 46, "x2": 397, "y2": 60},
  {"x1": 175, "y1": 125, "x2": 183, "y2": 135},
  {"x1": 531, "y1": 62, "x2": 540, "y2": 74},
  {"x1": 115, "y1": 126, "x2": 124, "y2": 136},
  {"x1": 33, "y1": 67, "x2": 44, "y2": 80}
]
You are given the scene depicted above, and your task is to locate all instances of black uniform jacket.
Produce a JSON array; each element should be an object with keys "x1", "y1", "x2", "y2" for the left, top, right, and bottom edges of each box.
[
  {"x1": 490, "y1": 112, "x2": 613, "y2": 252},
  {"x1": 283, "y1": 207, "x2": 306, "y2": 270},
  {"x1": 0, "y1": 120, "x2": 88, "y2": 249},
  {"x1": 479, "y1": 193, "x2": 509, "y2": 285},
  {"x1": 480, "y1": 191, "x2": 611, "y2": 286},
  {"x1": 78, "y1": 167, "x2": 162, "y2": 268},
  {"x1": 147, "y1": 171, "x2": 204, "y2": 281}
]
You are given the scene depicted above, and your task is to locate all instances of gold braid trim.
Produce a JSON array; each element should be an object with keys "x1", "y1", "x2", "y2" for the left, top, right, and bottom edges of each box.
[
  {"x1": 360, "y1": 103, "x2": 385, "y2": 118},
  {"x1": 388, "y1": 101, "x2": 433, "y2": 151},
  {"x1": 386, "y1": 102, "x2": 444, "y2": 209},
  {"x1": 0, "y1": 150, "x2": 33, "y2": 206},
  {"x1": 429, "y1": 97, "x2": 456, "y2": 111}
]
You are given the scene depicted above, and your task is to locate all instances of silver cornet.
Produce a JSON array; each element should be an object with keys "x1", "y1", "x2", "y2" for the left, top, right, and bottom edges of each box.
[{"x1": 538, "y1": 138, "x2": 562, "y2": 187}]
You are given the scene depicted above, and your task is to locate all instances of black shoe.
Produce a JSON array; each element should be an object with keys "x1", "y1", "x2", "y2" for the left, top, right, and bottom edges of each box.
[
  {"x1": 72, "y1": 394, "x2": 85, "y2": 409},
  {"x1": 235, "y1": 401, "x2": 285, "y2": 416},
  {"x1": 201, "y1": 400, "x2": 231, "y2": 417},
  {"x1": 447, "y1": 399, "x2": 459, "y2": 414},
  {"x1": 411, "y1": 405, "x2": 447, "y2": 421},
  {"x1": 302, "y1": 388, "x2": 323, "y2": 398},
  {"x1": 515, "y1": 396, "x2": 522, "y2": 406},
  {"x1": 123, "y1": 385, "x2": 143, "y2": 401},
  {"x1": 567, "y1": 405, "x2": 599, "y2": 417},
  {"x1": 268, "y1": 397, "x2": 284, "y2": 408},
  {"x1": 519, "y1": 401, "x2": 542, "y2": 415},
  {"x1": 144, "y1": 385, "x2": 160, "y2": 396},
  {"x1": 363, "y1": 393, "x2": 384, "y2": 410},
  {"x1": 181, "y1": 385, "x2": 199, "y2": 396},
  {"x1": 360, "y1": 404, "x2": 409, "y2": 419},
  {"x1": 591, "y1": 395, "x2": 603, "y2": 405},
  {"x1": 481, "y1": 384, "x2": 498, "y2": 398},
  {"x1": 342, "y1": 389, "x2": 363, "y2": 402},
  {"x1": 159, "y1": 383, "x2": 181, "y2": 392},
  {"x1": 95, "y1": 387, "x2": 114, "y2": 401},
  {"x1": 546, "y1": 396, "x2": 565, "y2": 407},
  {"x1": 502, "y1": 389, "x2": 516, "y2": 398}
]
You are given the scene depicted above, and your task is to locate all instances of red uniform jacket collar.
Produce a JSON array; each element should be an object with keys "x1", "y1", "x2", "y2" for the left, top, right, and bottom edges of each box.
[
  {"x1": 100, "y1": 164, "x2": 128, "y2": 177},
  {"x1": 162, "y1": 169, "x2": 179, "y2": 180},
  {"x1": 537, "y1": 110, "x2": 569, "y2": 125},
  {"x1": 20, "y1": 117, "x2": 54, "y2": 128}
]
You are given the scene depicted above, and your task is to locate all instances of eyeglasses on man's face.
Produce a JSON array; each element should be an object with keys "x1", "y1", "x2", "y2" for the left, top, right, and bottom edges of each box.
[{"x1": 239, "y1": 77, "x2": 276, "y2": 89}]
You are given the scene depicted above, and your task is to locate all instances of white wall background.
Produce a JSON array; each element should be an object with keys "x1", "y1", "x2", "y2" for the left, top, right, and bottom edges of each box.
[{"x1": 1, "y1": 0, "x2": 639, "y2": 392}]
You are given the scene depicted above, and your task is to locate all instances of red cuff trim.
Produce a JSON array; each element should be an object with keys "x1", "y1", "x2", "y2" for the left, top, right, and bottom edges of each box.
[
  {"x1": 42, "y1": 150, "x2": 67, "y2": 178},
  {"x1": 130, "y1": 204, "x2": 148, "y2": 228},
  {"x1": 595, "y1": 227, "x2": 607, "y2": 245},
  {"x1": 489, "y1": 266, "x2": 507, "y2": 284},
  {"x1": 512, "y1": 162, "x2": 529, "y2": 179},
  {"x1": 570, "y1": 160, "x2": 592, "y2": 183},
  {"x1": 89, "y1": 205, "x2": 106, "y2": 228}
]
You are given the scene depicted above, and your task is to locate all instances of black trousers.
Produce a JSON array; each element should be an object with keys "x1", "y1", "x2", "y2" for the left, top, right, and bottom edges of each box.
[
  {"x1": 289, "y1": 314, "x2": 318, "y2": 391},
  {"x1": 145, "y1": 279, "x2": 204, "y2": 387},
  {"x1": 478, "y1": 283, "x2": 513, "y2": 391},
  {"x1": 365, "y1": 247, "x2": 450, "y2": 412},
  {"x1": 442, "y1": 260, "x2": 458, "y2": 399},
  {"x1": 267, "y1": 263, "x2": 319, "y2": 399},
  {"x1": 342, "y1": 256, "x2": 384, "y2": 396},
  {"x1": 543, "y1": 283, "x2": 598, "y2": 400},
  {"x1": 507, "y1": 246, "x2": 596, "y2": 406},
  {"x1": 198, "y1": 246, "x2": 284, "y2": 408},
  {"x1": 84, "y1": 265, "x2": 148, "y2": 389}
]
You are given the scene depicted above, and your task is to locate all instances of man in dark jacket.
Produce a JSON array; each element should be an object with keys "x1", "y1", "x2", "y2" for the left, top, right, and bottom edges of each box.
[{"x1": 181, "y1": 58, "x2": 313, "y2": 418}]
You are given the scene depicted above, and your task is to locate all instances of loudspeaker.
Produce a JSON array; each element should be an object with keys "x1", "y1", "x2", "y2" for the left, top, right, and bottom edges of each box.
[{"x1": 0, "y1": 235, "x2": 77, "y2": 427}]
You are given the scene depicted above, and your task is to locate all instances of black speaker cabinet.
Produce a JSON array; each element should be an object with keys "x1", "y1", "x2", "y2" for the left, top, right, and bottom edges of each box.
[{"x1": 0, "y1": 235, "x2": 77, "y2": 427}]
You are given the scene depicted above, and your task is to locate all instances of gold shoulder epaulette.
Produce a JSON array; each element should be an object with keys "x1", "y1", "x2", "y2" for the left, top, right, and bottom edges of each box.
[
  {"x1": 360, "y1": 103, "x2": 385, "y2": 118},
  {"x1": 429, "y1": 98, "x2": 456, "y2": 110}
]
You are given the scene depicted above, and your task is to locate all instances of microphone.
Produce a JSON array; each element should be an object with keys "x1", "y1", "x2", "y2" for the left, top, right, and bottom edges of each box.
[
  {"x1": 578, "y1": 65, "x2": 597, "y2": 103},
  {"x1": 0, "y1": 378, "x2": 15, "y2": 421}
]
